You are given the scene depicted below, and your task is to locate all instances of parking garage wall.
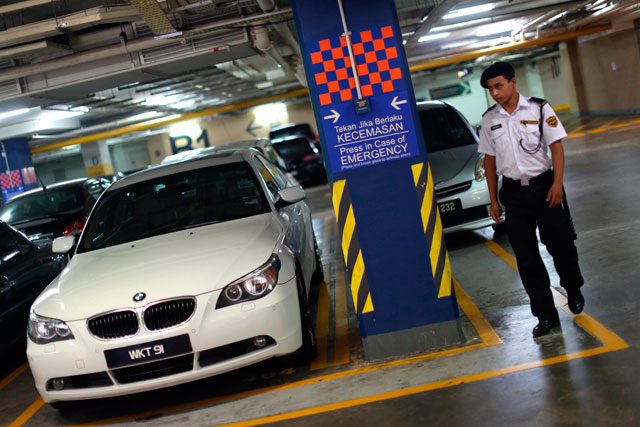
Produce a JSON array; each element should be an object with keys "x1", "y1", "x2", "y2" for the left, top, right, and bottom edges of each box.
[
  {"x1": 576, "y1": 28, "x2": 640, "y2": 114},
  {"x1": 412, "y1": 73, "x2": 489, "y2": 125},
  {"x1": 34, "y1": 155, "x2": 86, "y2": 185}
]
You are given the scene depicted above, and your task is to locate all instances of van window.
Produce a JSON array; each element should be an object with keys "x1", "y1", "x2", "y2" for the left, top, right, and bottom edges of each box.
[{"x1": 419, "y1": 106, "x2": 476, "y2": 153}]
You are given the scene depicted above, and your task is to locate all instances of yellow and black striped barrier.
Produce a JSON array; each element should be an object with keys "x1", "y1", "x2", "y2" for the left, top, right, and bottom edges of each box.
[
  {"x1": 411, "y1": 162, "x2": 452, "y2": 298},
  {"x1": 331, "y1": 180, "x2": 374, "y2": 315}
]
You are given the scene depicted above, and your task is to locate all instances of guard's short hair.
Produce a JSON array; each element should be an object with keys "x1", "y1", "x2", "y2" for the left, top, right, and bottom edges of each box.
[{"x1": 480, "y1": 62, "x2": 515, "y2": 88}]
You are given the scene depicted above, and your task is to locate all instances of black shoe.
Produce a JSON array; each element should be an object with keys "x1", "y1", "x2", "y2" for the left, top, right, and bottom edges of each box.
[
  {"x1": 532, "y1": 318, "x2": 561, "y2": 337},
  {"x1": 567, "y1": 290, "x2": 585, "y2": 314}
]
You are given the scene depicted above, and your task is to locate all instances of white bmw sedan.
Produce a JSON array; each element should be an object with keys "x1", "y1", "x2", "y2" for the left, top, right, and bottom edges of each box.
[{"x1": 27, "y1": 149, "x2": 321, "y2": 406}]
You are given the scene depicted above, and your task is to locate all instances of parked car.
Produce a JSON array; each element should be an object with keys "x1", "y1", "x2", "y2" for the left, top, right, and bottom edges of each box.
[
  {"x1": 27, "y1": 149, "x2": 322, "y2": 406},
  {"x1": 418, "y1": 101, "x2": 503, "y2": 233},
  {"x1": 271, "y1": 135, "x2": 327, "y2": 187},
  {"x1": 0, "y1": 221, "x2": 66, "y2": 353},
  {"x1": 269, "y1": 123, "x2": 320, "y2": 151},
  {"x1": 162, "y1": 139, "x2": 291, "y2": 179},
  {"x1": 0, "y1": 178, "x2": 111, "y2": 245}
]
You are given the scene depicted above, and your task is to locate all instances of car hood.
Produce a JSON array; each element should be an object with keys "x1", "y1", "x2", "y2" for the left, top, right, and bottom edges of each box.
[
  {"x1": 428, "y1": 144, "x2": 479, "y2": 187},
  {"x1": 34, "y1": 213, "x2": 282, "y2": 320}
]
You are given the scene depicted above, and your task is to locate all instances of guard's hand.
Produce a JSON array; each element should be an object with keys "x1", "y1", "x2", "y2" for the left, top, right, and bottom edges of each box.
[
  {"x1": 546, "y1": 183, "x2": 564, "y2": 208},
  {"x1": 490, "y1": 201, "x2": 502, "y2": 223}
]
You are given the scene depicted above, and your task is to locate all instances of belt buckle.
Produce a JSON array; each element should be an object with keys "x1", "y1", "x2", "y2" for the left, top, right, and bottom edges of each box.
[{"x1": 520, "y1": 178, "x2": 530, "y2": 186}]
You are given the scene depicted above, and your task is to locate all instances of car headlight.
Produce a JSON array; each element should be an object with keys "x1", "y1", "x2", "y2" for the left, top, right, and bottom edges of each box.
[
  {"x1": 475, "y1": 154, "x2": 486, "y2": 182},
  {"x1": 216, "y1": 254, "x2": 282, "y2": 309},
  {"x1": 28, "y1": 311, "x2": 75, "y2": 344}
]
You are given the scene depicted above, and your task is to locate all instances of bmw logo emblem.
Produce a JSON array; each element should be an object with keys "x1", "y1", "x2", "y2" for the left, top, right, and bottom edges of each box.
[{"x1": 133, "y1": 292, "x2": 146, "y2": 302}]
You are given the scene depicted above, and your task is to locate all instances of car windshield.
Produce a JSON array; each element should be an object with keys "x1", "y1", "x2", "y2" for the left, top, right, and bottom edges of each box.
[
  {"x1": 0, "y1": 188, "x2": 81, "y2": 224},
  {"x1": 272, "y1": 138, "x2": 315, "y2": 163},
  {"x1": 78, "y1": 162, "x2": 270, "y2": 252},
  {"x1": 419, "y1": 106, "x2": 476, "y2": 153}
]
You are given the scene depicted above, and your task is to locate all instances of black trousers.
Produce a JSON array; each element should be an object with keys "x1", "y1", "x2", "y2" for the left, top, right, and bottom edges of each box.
[{"x1": 499, "y1": 170, "x2": 584, "y2": 321}]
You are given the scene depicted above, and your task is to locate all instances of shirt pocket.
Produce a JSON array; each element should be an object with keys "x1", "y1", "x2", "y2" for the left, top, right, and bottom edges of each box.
[
  {"x1": 490, "y1": 126, "x2": 508, "y2": 147},
  {"x1": 518, "y1": 125, "x2": 542, "y2": 154}
]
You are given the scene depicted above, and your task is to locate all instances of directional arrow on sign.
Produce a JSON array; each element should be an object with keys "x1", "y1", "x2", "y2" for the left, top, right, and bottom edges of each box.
[
  {"x1": 323, "y1": 109, "x2": 340, "y2": 124},
  {"x1": 245, "y1": 118, "x2": 261, "y2": 137},
  {"x1": 391, "y1": 96, "x2": 407, "y2": 110}
]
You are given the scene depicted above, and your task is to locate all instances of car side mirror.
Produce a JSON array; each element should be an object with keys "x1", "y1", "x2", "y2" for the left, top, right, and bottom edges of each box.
[
  {"x1": 52, "y1": 235, "x2": 75, "y2": 254},
  {"x1": 275, "y1": 186, "x2": 306, "y2": 209}
]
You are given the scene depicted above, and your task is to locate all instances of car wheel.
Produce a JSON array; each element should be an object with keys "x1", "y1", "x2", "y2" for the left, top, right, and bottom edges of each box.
[
  {"x1": 294, "y1": 268, "x2": 317, "y2": 362},
  {"x1": 311, "y1": 236, "x2": 324, "y2": 286}
]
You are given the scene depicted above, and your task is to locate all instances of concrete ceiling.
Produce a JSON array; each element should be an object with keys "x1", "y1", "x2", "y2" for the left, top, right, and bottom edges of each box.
[{"x1": 0, "y1": 0, "x2": 636, "y2": 154}]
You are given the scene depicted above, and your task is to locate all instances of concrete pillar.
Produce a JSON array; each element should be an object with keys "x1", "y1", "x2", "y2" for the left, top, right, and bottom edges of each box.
[
  {"x1": 80, "y1": 141, "x2": 113, "y2": 177},
  {"x1": 563, "y1": 39, "x2": 588, "y2": 114},
  {"x1": 146, "y1": 133, "x2": 172, "y2": 165}
]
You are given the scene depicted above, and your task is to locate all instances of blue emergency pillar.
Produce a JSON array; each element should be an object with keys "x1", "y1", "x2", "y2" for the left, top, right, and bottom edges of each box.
[
  {"x1": 0, "y1": 138, "x2": 39, "y2": 202},
  {"x1": 292, "y1": 0, "x2": 462, "y2": 360}
]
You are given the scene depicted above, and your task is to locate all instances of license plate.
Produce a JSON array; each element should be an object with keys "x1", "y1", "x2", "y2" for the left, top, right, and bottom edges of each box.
[
  {"x1": 104, "y1": 335, "x2": 192, "y2": 369},
  {"x1": 437, "y1": 199, "x2": 462, "y2": 215}
]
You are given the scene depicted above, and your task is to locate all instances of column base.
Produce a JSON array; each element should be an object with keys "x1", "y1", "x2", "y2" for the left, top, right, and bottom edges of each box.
[{"x1": 362, "y1": 319, "x2": 465, "y2": 361}]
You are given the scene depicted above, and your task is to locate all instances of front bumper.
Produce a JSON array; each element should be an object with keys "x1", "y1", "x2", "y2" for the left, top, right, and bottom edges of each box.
[
  {"x1": 27, "y1": 278, "x2": 302, "y2": 403},
  {"x1": 437, "y1": 178, "x2": 503, "y2": 234}
]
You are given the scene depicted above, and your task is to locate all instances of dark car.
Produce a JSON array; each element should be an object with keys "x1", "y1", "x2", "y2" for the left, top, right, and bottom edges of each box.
[
  {"x1": 271, "y1": 135, "x2": 328, "y2": 187},
  {"x1": 269, "y1": 123, "x2": 321, "y2": 152},
  {"x1": 0, "y1": 221, "x2": 66, "y2": 352},
  {"x1": 0, "y1": 178, "x2": 111, "y2": 245}
]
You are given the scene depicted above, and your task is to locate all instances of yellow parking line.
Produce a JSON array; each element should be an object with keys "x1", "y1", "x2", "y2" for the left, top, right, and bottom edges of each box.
[
  {"x1": 454, "y1": 279, "x2": 502, "y2": 346},
  {"x1": 73, "y1": 278, "x2": 499, "y2": 426},
  {"x1": 0, "y1": 362, "x2": 28, "y2": 391},
  {"x1": 214, "y1": 243, "x2": 629, "y2": 427},
  {"x1": 7, "y1": 397, "x2": 44, "y2": 427},
  {"x1": 483, "y1": 239, "x2": 628, "y2": 348},
  {"x1": 216, "y1": 339, "x2": 626, "y2": 427}
]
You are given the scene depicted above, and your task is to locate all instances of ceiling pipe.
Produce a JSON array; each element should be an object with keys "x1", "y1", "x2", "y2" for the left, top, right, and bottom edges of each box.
[
  {"x1": 256, "y1": 0, "x2": 306, "y2": 86},
  {"x1": 251, "y1": 22, "x2": 299, "y2": 80},
  {"x1": 0, "y1": 11, "x2": 286, "y2": 83},
  {"x1": 68, "y1": 24, "x2": 136, "y2": 52},
  {"x1": 568, "y1": 0, "x2": 639, "y2": 30},
  {"x1": 404, "y1": 0, "x2": 467, "y2": 51}
]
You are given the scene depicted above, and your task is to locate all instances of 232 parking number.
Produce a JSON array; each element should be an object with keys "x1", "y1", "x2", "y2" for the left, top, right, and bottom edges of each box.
[{"x1": 438, "y1": 201, "x2": 457, "y2": 213}]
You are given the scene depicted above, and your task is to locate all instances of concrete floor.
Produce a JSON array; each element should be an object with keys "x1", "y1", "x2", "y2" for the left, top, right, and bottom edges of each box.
[{"x1": 0, "y1": 116, "x2": 638, "y2": 426}]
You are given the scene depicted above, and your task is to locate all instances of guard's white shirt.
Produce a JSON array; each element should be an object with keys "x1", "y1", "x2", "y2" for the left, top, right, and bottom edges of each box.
[{"x1": 478, "y1": 94, "x2": 567, "y2": 182}]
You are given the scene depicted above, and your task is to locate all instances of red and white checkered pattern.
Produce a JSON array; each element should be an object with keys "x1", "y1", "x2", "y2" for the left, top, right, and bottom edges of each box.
[
  {"x1": 310, "y1": 26, "x2": 403, "y2": 106},
  {"x1": 0, "y1": 170, "x2": 23, "y2": 190}
]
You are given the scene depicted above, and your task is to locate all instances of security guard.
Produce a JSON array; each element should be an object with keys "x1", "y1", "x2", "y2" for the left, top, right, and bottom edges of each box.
[{"x1": 478, "y1": 61, "x2": 585, "y2": 337}]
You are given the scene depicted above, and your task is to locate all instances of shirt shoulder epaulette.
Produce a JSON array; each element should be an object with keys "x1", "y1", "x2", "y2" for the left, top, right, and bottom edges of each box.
[
  {"x1": 482, "y1": 104, "x2": 497, "y2": 117},
  {"x1": 529, "y1": 97, "x2": 548, "y2": 107}
]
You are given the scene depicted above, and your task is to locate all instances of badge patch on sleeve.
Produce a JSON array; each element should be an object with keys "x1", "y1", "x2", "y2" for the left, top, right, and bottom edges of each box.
[{"x1": 546, "y1": 116, "x2": 558, "y2": 127}]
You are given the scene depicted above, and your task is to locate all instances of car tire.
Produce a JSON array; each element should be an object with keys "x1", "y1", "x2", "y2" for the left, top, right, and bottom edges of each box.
[
  {"x1": 293, "y1": 268, "x2": 317, "y2": 362},
  {"x1": 311, "y1": 236, "x2": 324, "y2": 286}
]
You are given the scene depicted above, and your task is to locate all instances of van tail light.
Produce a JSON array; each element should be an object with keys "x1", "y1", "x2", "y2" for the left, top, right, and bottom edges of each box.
[
  {"x1": 63, "y1": 217, "x2": 87, "y2": 236},
  {"x1": 303, "y1": 154, "x2": 319, "y2": 162}
]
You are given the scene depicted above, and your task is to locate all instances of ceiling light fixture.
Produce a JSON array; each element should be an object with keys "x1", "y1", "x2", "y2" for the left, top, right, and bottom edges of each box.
[
  {"x1": 475, "y1": 20, "x2": 522, "y2": 37},
  {"x1": 468, "y1": 36, "x2": 513, "y2": 49},
  {"x1": 443, "y1": 4, "x2": 495, "y2": 20},
  {"x1": 418, "y1": 32, "x2": 451, "y2": 43},
  {"x1": 430, "y1": 18, "x2": 491, "y2": 33}
]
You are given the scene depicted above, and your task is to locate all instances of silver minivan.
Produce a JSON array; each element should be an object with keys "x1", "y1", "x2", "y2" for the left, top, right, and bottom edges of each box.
[{"x1": 418, "y1": 101, "x2": 503, "y2": 233}]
